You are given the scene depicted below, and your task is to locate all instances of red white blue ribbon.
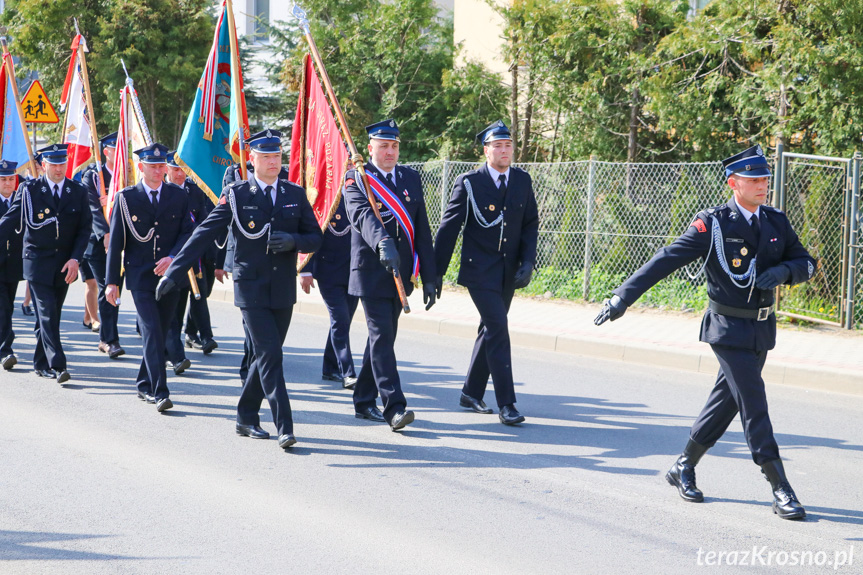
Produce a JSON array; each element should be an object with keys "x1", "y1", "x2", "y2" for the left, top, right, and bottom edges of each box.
[{"x1": 365, "y1": 172, "x2": 418, "y2": 280}]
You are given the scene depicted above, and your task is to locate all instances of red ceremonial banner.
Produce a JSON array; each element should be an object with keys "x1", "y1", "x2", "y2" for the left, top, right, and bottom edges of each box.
[{"x1": 289, "y1": 53, "x2": 348, "y2": 271}]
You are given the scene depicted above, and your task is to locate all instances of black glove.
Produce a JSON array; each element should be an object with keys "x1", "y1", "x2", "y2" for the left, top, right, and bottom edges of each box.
[
  {"x1": 594, "y1": 295, "x2": 628, "y2": 325},
  {"x1": 155, "y1": 276, "x2": 177, "y2": 302},
  {"x1": 435, "y1": 275, "x2": 443, "y2": 299},
  {"x1": 513, "y1": 262, "x2": 533, "y2": 289},
  {"x1": 267, "y1": 231, "x2": 296, "y2": 253},
  {"x1": 377, "y1": 238, "x2": 400, "y2": 273},
  {"x1": 755, "y1": 264, "x2": 791, "y2": 290},
  {"x1": 423, "y1": 281, "x2": 437, "y2": 311}
]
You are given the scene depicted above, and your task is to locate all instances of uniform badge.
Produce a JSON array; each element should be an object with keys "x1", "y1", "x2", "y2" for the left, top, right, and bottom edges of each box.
[
  {"x1": 689, "y1": 219, "x2": 707, "y2": 233},
  {"x1": 37, "y1": 213, "x2": 44, "y2": 219},
  {"x1": 405, "y1": 196, "x2": 411, "y2": 202},
  {"x1": 489, "y1": 204, "x2": 496, "y2": 211},
  {"x1": 329, "y1": 221, "x2": 336, "y2": 227},
  {"x1": 335, "y1": 214, "x2": 341, "y2": 220},
  {"x1": 740, "y1": 247, "x2": 748, "y2": 256},
  {"x1": 732, "y1": 258, "x2": 742, "y2": 268},
  {"x1": 45, "y1": 208, "x2": 51, "y2": 214},
  {"x1": 132, "y1": 215, "x2": 138, "y2": 222},
  {"x1": 345, "y1": 179, "x2": 354, "y2": 187},
  {"x1": 249, "y1": 221, "x2": 256, "y2": 229},
  {"x1": 376, "y1": 202, "x2": 382, "y2": 210}
]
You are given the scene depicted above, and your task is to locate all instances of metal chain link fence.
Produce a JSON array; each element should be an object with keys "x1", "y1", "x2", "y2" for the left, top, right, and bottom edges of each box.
[{"x1": 404, "y1": 157, "x2": 862, "y2": 329}]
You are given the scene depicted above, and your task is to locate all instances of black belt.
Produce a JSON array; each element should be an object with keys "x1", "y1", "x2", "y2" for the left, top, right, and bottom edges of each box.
[{"x1": 709, "y1": 299, "x2": 775, "y2": 321}]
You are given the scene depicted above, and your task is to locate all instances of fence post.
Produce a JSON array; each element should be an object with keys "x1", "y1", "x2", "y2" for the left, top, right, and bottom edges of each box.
[
  {"x1": 439, "y1": 159, "x2": 450, "y2": 226},
  {"x1": 845, "y1": 152, "x2": 861, "y2": 329},
  {"x1": 773, "y1": 141, "x2": 784, "y2": 208},
  {"x1": 582, "y1": 155, "x2": 597, "y2": 301}
]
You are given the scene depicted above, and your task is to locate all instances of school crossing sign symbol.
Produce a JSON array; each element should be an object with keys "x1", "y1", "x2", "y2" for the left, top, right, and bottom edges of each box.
[{"x1": 21, "y1": 80, "x2": 59, "y2": 123}]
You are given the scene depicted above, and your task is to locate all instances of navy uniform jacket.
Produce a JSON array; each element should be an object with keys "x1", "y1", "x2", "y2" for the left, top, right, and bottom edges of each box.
[
  {"x1": 0, "y1": 192, "x2": 23, "y2": 281},
  {"x1": 180, "y1": 177, "x2": 217, "y2": 268},
  {"x1": 81, "y1": 164, "x2": 112, "y2": 259},
  {"x1": 306, "y1": 198, "x2": 351, "y2": 287},
  {"x1": 106, "y1": 182, "x2": 194, "y2": 292},
  {"x1": 165, "y1": 177, "x2": 322, "y2": 309},
  {"x1": 435, "y1": 164, "x2": 539, "y2": 292},
  {"x1": 342, "y1": 163, "x2": 436, "y2": 298},
  {"x1": 614, "y1": 198, "x2": 815, "y2": 351},
  {"x1": 0, "y1": 175, "x2": 91, "y2": 283}
]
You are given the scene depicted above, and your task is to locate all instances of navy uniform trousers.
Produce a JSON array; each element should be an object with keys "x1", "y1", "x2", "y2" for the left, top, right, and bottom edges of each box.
[
  {"x1": 30, "y1": 277, "x2": 70, "y2": 371},
  {"x1": 237, "y1": 306, "x2": 294, "y2": 435},
  {"x1": 319, "y1": 281, "x2": 358, "y2": 379},
  {"x1": 353, "y1": 297, "x2": 405, "y2": 420},
  {"x1": 464, "y1": 286, "x2": 517, "y2": 407},
  {"x1": 133, "y1": 289, "x2": 181, "y2": 399},
  {"x1": 0, "y1": 279, "x2": 17, "y2": 356}
]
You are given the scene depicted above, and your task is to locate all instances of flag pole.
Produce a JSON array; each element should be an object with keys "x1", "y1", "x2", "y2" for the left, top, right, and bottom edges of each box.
[
  {"x1": 291, "y1": 4, "x2": 411, "y2": 313},
  {"x1": 224, "y1": 0, "x2": 249, "y2": 181},
  {"x1": 0, "y1": 27, "x2": 38, "y2": 178},
  {"x1": 73, "y1": 20, "x2": 108, "y2": 220}
]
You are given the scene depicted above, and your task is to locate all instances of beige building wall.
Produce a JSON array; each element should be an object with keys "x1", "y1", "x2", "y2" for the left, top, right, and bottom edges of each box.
[{"x1": 453, "y1": 0, "x2": 510, "y2": 77}]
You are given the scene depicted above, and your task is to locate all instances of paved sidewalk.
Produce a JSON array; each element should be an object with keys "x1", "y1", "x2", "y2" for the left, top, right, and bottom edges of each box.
[{"x1": 211, "y1": 280, "x2": 863, "y2": 395}]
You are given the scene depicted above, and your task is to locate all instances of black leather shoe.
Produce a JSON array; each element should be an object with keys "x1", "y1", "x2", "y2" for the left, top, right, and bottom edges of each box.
[
  {"x1": 35, "y1": 368, "x2": 56, "y2": 379},
  {"x1": 499, "y1": 404, "x2": 525, "y2": 425},
  {"x1": 1, "y1": 354, "x2": 17, "y2": 370},
  {"x1": 83, "y1": 321, "x2": 93, "y2": 330},
  {"x1": 200, "y1": 338, "x2": 218, "y2": 355},
  {"x1": 278, "y1": 434, "x2": 297, "y2": 448},
  {"x1": 342, "y1": 376, "x2": 357, "y2": 390},
  {"x1": 185, "y1": 334, "x2": 202, "y2": 349},
  {"x1": 321, "y1": 373, "x2": 342, "y2": 382},
  {"x1": 171, "y1": 358, "x2": 191, "y2": 375},
  {"x1": 355, "y1": 406, "x2": 385, "y2": 422},
  {"x1": 236, "y1": 423, "x2": 270, "y2": 439},
  {"x1": 56, "y1": 370, "x2": 71, "y2": 384},
  {"x1": 108, "y1": 342, "x2": 125, "y2": 359},
  {"x1": 761, "y1": 459, "x2": 806, "y2": 520},
  {"x1": 389, "y1": 410, "x2": 415, "y2": 431},
  {"x1": 137, "y1": 391, "x2": 156, "y2": 403},
  {"x1": 459, "y1": 392, "x2": 493, "y2": 414},
  {"x1": 21, "y1": 304, "x2": 34, "y2": 316},
  {"x1": 666, "y1": 438, "x2": 709, "y2": 502},
  {"x1": 156, "y1": 398, "x2": 174, "y2": 412}
]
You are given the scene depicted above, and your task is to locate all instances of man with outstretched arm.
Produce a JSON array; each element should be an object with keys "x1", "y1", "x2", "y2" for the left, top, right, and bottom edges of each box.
[{"x1": 595, "y1": 144, "x2": 816, "y2": 520}]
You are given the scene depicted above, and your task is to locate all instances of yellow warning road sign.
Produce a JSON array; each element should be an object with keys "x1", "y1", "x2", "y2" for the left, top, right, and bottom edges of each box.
[{"x1": 21, "y1": 80, "x2": 59, "y2": 124}]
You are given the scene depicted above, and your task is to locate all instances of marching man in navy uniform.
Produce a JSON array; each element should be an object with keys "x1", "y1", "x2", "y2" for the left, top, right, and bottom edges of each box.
[
  {"x1": 81, "y1": 132, "x2": 125, "y2": 359},
  {"x1": 342, "y1": 119, "x2": 437, "y2": 431},
  {"x1": 595, "y1": 144, "x2": 816, "y2": 520},
  {"x1": 156, "y1": 129, "x2": 322, "y2": 449},
  {"x1": 299, "y1": 197, "x2": 359, "y2": 390},
  {"x1": 0, "y1": 144, "x2": 92, "y2": 383},
  {"x1": 0, "y1": 161, "x2": 23, "y2": 371},
  {"x1": 434, "y1": 120, "x2": 539, "y2": 425},
  {"x1": 106, "y1": 143, "x2": 194, "y2": 413}
]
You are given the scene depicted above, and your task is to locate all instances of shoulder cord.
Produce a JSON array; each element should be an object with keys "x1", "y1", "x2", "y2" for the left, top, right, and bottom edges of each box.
[
  {"x1": 18, "y1": 187, "x2": 60, "y2": 239},
  {"x1": 326, "y1": 222, "x2": 352, "y2": 237},
  {"x1": 463, "y1": 177, "x2": 505, "y2": 250},
  {"x1": 119, "y1": 192, "x2": 158, "y2": 259},
  {"x1": 227, "y1": 187, "x2": 271, "y2": 247},
  {"x1": 685, "y1": 215, "x2": 757, "y2": 290}
]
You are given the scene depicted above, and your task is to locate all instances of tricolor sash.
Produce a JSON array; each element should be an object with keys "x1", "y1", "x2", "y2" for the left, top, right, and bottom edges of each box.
[{"x1": 364, "y1": 171, "x2": 419, "y2": 281}]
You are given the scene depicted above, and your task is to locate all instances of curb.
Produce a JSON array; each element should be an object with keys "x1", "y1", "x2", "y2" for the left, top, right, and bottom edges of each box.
[{"x1": 209, "y1": 283, "x2": 863, "y2": 396}]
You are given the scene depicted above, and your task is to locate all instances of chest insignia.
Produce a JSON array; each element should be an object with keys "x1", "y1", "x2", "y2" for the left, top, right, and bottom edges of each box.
[
  {"x1": 44, "y1": 208, "x2": 51, "y2": 215},
  {"x1": 740, "y1": 247, "x2": 748, "y2": 256},
  {"x1": 335, "y1": 214, "x2": 341, "y2": 220},
  {"x1": 732, "y1": 258, "x2": 742, "y2": 268},
  {"x1": 489, "y1": 204, "x2": 496, "y2": 211},
  {"x1": 37, "y1": 213, "x2": 44, "y2": 219},
  {"x1": 249, "y1": 221, "x2": 256, "y2": 229},
  {"x1": 132, "y1": 215, "x2": 138, "y2": 222}
]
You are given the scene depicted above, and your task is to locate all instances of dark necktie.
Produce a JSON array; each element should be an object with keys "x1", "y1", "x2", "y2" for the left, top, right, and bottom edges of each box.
[
  {"x1": 263, "y1": 186, "x2": 274, "y2": 209},
  {"x1": 750, "y1": 215, "x2": 760, "y2": 242},
  {"x1": 386, "y1": 173, "x2": 394, "y2": 189},
  {"x1": 53, "y1": 185, "x2": 60, "y2": 203},
  {"x1": 150, "y1": 190, "x2": 159, "y2": 211},
  {"x1": 498, "y1": 173, "x2": 507, "y2": 194}
]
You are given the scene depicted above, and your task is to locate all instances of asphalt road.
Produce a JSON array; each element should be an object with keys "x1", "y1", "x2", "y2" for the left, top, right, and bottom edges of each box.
[{"x1": 1, "y1": 282, "x2": 861, "y2": 574}]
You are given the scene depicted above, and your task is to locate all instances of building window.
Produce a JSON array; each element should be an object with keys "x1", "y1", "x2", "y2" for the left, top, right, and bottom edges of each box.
[{"x1": 247, "y1": 0, "x2": 269, "y2": 43}]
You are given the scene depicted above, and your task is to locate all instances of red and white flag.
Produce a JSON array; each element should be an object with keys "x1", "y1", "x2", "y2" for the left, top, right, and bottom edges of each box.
[{"x1": 60, "y1": 34, "x2": 92, "y2": 178}]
